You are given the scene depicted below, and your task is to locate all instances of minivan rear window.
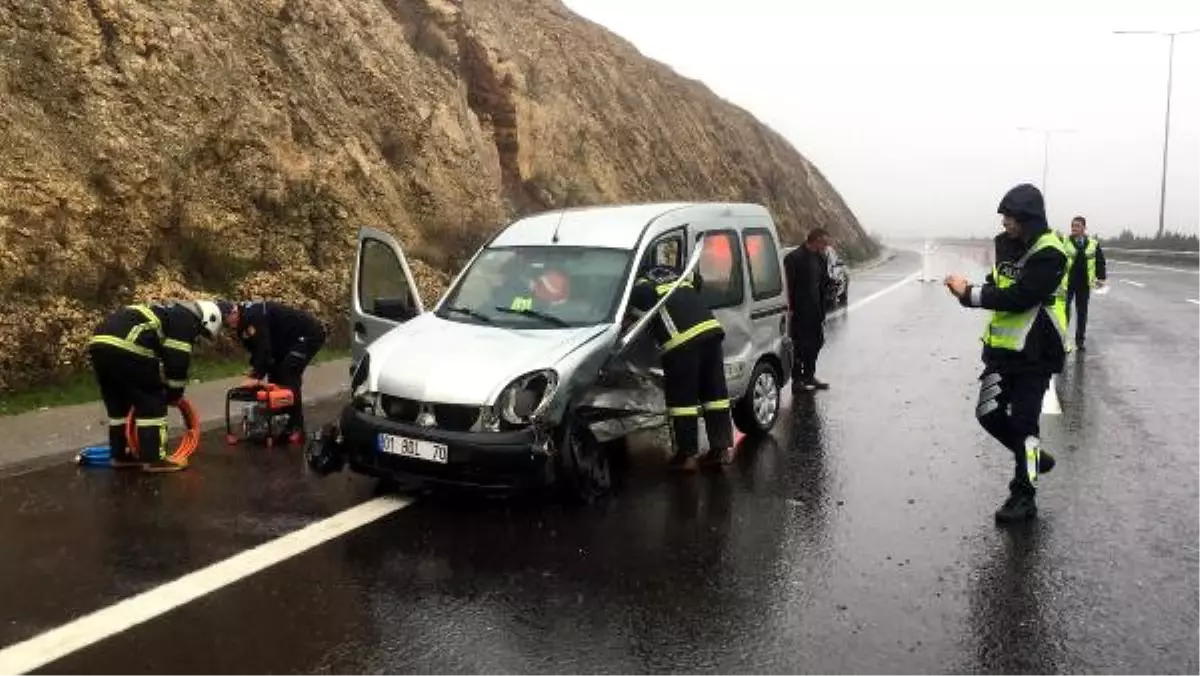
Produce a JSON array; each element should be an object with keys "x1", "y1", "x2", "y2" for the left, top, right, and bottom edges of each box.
[
  {"x1": 697, "y1": 230, "x2": 744, "y2": 309},
  {"x1": 744, "y1": 228, "x2": 783, "y2": 300}
]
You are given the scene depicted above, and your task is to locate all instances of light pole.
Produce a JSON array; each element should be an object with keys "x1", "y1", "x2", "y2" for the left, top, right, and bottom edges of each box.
[
  {"x1": 1114, "y1": 28, "x2": 1200, "y2": 239},
  {"x1": 1016, "y1": 126, "x2": 1077, "y2": 203}
]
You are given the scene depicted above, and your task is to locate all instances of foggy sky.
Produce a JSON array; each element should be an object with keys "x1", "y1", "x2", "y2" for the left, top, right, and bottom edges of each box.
[{"x1": 562, "y1": 0, "x2": 1200, "y2": 240}]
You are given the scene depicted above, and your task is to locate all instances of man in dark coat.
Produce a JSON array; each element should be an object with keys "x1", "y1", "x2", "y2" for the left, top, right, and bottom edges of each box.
[
  {"x1": 784, "y1": 228, "x2": 833, "y2": 392},
  {"x1": 218, "y1": 299, "x2": 326, "y2": 444}
]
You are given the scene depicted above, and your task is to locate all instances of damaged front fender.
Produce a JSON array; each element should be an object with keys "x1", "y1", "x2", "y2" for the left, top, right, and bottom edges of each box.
[{"x1": 572, "y1": 351, "x2": 667, "y2": 443}]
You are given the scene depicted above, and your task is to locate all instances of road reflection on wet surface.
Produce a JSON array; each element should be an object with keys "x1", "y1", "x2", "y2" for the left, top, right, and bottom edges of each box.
[{"x1": 3, "y1": 249, "x2": 1196, "y2": 674}]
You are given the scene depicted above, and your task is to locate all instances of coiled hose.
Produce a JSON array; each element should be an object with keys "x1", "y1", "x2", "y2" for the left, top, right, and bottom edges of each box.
[{"x1": 125, "y1": 398, "x2": 201, "y2": 465}]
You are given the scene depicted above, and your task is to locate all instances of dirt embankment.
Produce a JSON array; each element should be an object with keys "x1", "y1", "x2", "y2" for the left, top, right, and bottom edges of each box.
[{"x1": 0, "y1": 0, "x2": 872, "y2": 392}]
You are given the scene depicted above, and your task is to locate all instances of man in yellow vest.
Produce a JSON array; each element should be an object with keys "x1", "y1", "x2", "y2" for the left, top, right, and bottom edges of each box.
[
  {"x1": 944, "y1": 184, "x2": 1069, "y2": 523},
  {"x1": 1063, "y1": 215, "x2": 1108, "y2": 351}
]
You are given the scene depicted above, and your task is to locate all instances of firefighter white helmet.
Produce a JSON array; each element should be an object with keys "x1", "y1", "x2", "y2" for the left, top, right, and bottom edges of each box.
[{"x1": 192, "y1": 299, "x2": 223, "y2": 340}]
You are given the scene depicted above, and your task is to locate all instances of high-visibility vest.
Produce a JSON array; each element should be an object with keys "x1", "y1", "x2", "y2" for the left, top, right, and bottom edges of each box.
[
  {"x1": 1063, "y1": 236, "x2": 1099, "y2": 287},
  {"x1": 982, "y1": 232, "x2": 1070, "y2": 354}
]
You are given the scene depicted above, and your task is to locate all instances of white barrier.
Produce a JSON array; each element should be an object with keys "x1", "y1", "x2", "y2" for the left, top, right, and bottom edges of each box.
[{"x1": 919, "y1": 240, "x2": 943, "y2": 283}]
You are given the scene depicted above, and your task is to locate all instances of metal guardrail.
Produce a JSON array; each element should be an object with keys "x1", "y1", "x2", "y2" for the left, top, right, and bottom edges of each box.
[
  {"x1": 1103, "y1": 247, "x2": 1198, "y2": 257},
  {"x1": 919, "y1": 239, "x2": 1198, "y2": 266}
]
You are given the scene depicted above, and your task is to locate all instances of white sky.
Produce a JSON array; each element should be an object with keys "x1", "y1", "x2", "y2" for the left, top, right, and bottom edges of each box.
[{"x1": 562, "y1": 0, "x2": 1200, "y2": 239}]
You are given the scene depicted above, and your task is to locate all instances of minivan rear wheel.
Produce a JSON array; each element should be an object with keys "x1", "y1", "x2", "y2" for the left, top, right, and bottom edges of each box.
[{"x1": 733, "y1": 360, "x2": 782, "y2": 436}]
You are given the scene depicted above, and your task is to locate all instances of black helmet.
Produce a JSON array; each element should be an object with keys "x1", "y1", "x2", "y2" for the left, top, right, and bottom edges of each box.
[
  {"x1": 643, "y1": 265, "x2": 679, "y2": 285},
  {"x1": 997, "y1": 183, "x2": 1046, "y2": 223}
]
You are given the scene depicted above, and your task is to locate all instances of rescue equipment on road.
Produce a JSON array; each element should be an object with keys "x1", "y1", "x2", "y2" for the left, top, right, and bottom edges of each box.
[
  {"x1": 75, "y1": 398, "x2": 201, "y2": 468},
  {"x1": 225, "y1": 381, "x2": 295, "y2": 447}
]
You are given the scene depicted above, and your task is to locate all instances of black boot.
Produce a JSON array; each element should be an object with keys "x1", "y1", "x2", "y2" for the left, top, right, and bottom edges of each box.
[
  {"x1": 108, "y1": 424, "x2": 145, "y2": 469},
  {"x1": 666, "y1": 451, "x2": 699, "y2": 473},
  {"x1": 1038, "y1": 449, "x2": 1056, "y2": 475},
  {"x1": 995, "y1": 479, "x2": 1038, "y2": 523},
  {"x1": 136, "y1": 423, "x2": 183, "y2": 473}
]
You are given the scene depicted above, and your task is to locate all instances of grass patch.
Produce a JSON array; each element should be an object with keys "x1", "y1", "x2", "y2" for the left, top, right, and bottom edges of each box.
[{"x1": 0, "y1": 348, "x2": 350, "y2": 418}]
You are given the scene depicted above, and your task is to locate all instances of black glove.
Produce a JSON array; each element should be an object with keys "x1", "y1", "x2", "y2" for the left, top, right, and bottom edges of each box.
[{"x1": 166, "y1": 387, "x2": 185, "y2": 405}]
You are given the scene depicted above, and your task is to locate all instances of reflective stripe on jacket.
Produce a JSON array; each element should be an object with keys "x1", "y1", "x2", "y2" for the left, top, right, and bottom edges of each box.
[
  {"x1": 628, "y1": 277, "x2": 723, "y2": 353},
  {"x1": 90, "y1": 303, "x2": 201, "y2": 387}
]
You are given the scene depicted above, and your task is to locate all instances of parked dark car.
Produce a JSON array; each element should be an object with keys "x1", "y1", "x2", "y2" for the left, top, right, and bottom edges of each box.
[{"x1": 825, "y1": 246, "x2": 849, "y2": 308}]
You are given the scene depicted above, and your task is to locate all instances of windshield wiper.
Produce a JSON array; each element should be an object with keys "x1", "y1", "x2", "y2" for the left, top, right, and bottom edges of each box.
[
  {"x1": 493, "y1": 306, "x2": 571, "y2": 327},
  {"x1": 444, "y1": 306, "x2": 495, "y2": 324}
]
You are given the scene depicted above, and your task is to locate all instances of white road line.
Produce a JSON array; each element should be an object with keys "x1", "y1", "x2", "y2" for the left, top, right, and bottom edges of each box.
[
  {"x1": 1042, "y1": 376, "x2": 1062, "y2": 415},
  {"x1": 0, "y1": 495, "x2": 412, "y2": 675},
  {"x1": 827, "y1": 270, "x2": 922, "y2": 319},
  {"x1": 1187, "y1": 299, "x2": 1200, "y2": 306},
  {"x1": 1119, "y1": 279, "x2": 1146, "y2": 288},
  {"x1": 1108, "y1": 259, "x2": 1199, "y2": 275}
]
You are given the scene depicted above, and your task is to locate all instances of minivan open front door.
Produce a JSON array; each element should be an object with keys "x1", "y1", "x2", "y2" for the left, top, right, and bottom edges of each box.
[{"x1": 352, "y1": 226, "x2": 425, "y2": 365}]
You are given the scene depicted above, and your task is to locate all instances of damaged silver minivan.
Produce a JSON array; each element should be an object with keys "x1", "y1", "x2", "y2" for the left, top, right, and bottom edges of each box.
[{"x1": 307, "y1": 202, "x2": 793, "y2": 501}]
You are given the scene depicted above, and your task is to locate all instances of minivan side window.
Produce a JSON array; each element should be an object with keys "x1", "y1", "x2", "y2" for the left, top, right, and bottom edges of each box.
[
  {"x1": 695, "y1": 230, "x2": 744, "y2": 309},
  {"x1": 743, "y1": 228, "x2": 783, "y2": 300}
]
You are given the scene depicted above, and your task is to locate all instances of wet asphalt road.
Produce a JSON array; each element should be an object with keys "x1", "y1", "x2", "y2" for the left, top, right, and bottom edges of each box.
[{"x1": 0, "y1": 247, "x2": 1196, "y2": 674}]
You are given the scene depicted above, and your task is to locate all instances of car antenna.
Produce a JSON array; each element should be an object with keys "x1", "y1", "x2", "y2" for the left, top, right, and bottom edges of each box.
[{"x1": 551, "y1": 208, "x2": 565, "y2": 244}]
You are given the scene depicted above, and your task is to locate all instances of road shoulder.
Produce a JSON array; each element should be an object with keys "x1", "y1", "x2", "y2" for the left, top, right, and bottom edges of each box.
[{"x1": 0, "y1": 359, "x2": 351, "y2": 475}]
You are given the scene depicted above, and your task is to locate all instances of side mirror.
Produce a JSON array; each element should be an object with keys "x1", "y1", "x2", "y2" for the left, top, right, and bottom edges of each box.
[
  {"x1": 616, "y1": 239, "x2": 706, "y2": 355},
  {"x1": 374, "y1": 297, "x2": 417, "y2": 321}
]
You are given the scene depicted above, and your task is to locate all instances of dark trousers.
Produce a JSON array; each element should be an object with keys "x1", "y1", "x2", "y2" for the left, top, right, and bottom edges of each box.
[
  {"x1": 661, "y1": 334, "x2": 734, "y2": 456},
  {"x1": 267, "y1": 334, "x2": 324, "y2": 433},
  {"x1": 790, "y1": 316, "x2": 825, "y2": 382},
  {"x1": 975, "y1": 368, "x2": 1050, "y2": 495},
  {"x1": 1066, "y1": 285, "x2": 1090, "y2": 343},
  {"x1": 89, "y1": 344, "x2": 168, "y2": 460}
]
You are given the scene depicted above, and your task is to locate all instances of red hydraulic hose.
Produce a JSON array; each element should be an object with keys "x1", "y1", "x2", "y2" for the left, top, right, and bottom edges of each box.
[{"x1": 125, "y1": 398, "x2": 201, "y2": 466}]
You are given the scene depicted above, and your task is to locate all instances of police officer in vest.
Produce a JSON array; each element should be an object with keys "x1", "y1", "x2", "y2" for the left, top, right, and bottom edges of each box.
[
  {"x1": 943, "y1": 184, "x2": 1069, "y2": 523},
  {"x1": 627, "y1": 264, "x2": 735, "y2": 472},
  {"x1": 1063, "y1": 215, "x2": 1107, "y2": 351},
  {"x1": 88, "y1": 300, "x2": 224, "y2": 471}
]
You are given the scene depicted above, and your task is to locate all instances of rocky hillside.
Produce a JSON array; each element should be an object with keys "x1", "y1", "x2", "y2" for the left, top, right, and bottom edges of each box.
[{"x1": 0, "y1": 0, "x2": 872, "y2": 392}]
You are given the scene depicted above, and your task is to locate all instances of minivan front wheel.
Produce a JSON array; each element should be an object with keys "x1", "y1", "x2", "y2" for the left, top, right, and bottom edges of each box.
[
  {"x1": 554, "y1": 416, "x2": 612, "y2": 504},
  {"x1": 733, "y1": 360, "x2": 782, "y2": 436}
]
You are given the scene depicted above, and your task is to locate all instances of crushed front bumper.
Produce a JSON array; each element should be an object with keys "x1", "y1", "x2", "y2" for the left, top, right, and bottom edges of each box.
[{"x1": 338, "y1": 405, "x2": 554, "y2": 491}]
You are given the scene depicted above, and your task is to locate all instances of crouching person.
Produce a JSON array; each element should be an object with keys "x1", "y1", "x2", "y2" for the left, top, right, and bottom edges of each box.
[{"x1": 219, "y1": 300, "x2": 326, "y2": 444}]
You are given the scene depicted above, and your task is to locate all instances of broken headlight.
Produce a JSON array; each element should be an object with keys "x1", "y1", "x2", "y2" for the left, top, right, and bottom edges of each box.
[
  {"x1": 350, "y1": 354, "x2": 379, "y2": 415},
  {"x1": 495, "y1": 369, "x2": 559, "y2": 426}
]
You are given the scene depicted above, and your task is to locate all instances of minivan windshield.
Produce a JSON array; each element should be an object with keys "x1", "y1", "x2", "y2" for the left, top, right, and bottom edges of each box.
[{"x1": 437, "y1": 246, "x2": 633, "y2": 329}]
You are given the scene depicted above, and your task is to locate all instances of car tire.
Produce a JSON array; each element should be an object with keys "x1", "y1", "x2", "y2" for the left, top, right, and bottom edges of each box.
[
  {"x1": 555, "y1": 415, "x2": 612, "y2": 505},
  {"x1": 304, "y1": 423, "x2": 345, "y2": 476},
  {"x1": 838, "y1": 289, "x2": 848, "y2": 306},
  {"x1": 733, "y1": 360, "x2": 782, "y2": 437}
]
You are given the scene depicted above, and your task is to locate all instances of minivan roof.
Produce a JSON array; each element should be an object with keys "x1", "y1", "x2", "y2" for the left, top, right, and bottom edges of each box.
[{"x1": 489, "y1": 202, "x2": 770, "y2": 250}]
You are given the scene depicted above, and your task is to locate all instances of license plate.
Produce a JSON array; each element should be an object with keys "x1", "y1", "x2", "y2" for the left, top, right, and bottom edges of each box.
[{"x1": 378, "y1": 433, "x2": 449, "y2": 464}]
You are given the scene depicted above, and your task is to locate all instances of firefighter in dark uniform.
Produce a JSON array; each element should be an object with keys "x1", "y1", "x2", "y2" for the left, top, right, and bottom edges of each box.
[
  {"x1": 944, "y1": 183, "x2": 1067, "y2": 523},
  {"x1": 626, "y1": 265, "x2": 735, "y2": 472},
  {"x1": 87, "y1": 299, "x2": 224, "y2": 472},
  {"x1": 218, "y1": 300, "x2": 326, "y2": 444}
]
